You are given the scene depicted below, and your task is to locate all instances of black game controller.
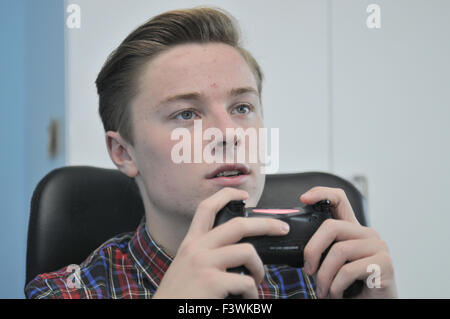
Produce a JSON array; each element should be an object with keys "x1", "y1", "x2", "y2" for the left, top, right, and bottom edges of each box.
[{"x1": 213, "y1": 199, "x2": 364, "y2": 298}]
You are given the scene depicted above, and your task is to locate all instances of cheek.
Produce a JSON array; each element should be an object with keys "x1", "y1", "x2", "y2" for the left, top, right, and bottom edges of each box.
[
  {"x1": 134, "y1": 134, "x2": 209, "y2": 214},
  {"x1": 135, "y1": 128, "x2": 206, "y2": 187},
  {"x1": 135, "y1": 137, "x2": 187, "y2": 204},
  {"x1": 136, "y1": 133, "x2": 179, "y2": 177}
]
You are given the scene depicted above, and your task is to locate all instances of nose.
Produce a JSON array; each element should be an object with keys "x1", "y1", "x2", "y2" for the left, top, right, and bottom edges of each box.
[{"x1": 206, "y1": 109, "x2": 242, "y2": 160}]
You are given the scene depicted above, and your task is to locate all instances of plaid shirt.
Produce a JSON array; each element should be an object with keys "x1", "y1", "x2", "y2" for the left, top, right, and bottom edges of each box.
[{"x1": 25, "y1": 219, "x2": 317, "y2": 299}]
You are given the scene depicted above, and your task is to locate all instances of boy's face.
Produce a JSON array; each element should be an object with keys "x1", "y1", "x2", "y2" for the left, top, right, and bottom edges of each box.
[{"x1": 113, "y1": 43, "x2": 265, "y2": 218}]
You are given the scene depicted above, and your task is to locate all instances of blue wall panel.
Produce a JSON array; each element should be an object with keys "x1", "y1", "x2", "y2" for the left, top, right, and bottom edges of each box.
[
  {"x1": 1, "y1": 0, "x2": 27, "y2": 299},
  {"x1": 0, "y1": 0, "x2": 65, "y2": 298}
]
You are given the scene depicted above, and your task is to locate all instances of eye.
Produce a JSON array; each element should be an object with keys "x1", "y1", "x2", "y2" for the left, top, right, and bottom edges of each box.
[
  {"x1": 173, "y1": 110, "x2": 199, "y2": 121},
  {"x1": 233, "y1": 104, "x2": 252, "y2": 115}
]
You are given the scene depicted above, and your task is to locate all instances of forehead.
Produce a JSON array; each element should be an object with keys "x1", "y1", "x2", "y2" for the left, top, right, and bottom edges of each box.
[{"x1": 135, "y1": 43, "x2": 258, "y2": 107}]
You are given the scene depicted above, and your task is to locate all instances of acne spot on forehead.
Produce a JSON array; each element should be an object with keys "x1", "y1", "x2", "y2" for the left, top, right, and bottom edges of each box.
[{"x1": 210, "y1": 82, "x2": 217, "y2": 88}]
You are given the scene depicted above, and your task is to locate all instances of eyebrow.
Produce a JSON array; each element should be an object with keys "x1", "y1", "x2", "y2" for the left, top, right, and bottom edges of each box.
[
  {"x1": 229, "y1": 86, "x2": 259, "y2": 98},
  {"x1": 156, "y1": 86, "x2": 259, "y2": 108}
]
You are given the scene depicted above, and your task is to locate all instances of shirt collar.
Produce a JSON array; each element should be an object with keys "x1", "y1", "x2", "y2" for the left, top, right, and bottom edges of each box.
[{"x1": 128, "y1": 218, "x2": 173, "y2": 288}]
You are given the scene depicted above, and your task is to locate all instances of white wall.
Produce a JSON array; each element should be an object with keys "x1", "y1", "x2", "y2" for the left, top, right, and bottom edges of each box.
[
  {"x1": 65, "y1": 0, "x2": 450, "y2": 298},
  {"x1": 331, "y1": 0, "x2": 450, "y2": 298}
]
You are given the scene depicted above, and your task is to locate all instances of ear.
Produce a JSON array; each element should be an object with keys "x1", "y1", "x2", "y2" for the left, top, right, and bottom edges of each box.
[{"x1": 105, "y1": 131, "x2": 138, "y2": 178}]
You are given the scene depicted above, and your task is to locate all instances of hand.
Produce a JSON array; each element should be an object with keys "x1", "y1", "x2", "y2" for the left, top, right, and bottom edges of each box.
[
  {"x1": 153, "y1": 187, "x2": 290, "y2": 299},
  {"x1": 301, "y1": 187, "x2": 398, "y2": 299}
]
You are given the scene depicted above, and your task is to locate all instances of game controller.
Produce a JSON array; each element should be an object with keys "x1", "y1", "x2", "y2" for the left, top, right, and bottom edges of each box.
[{"x1": 213, "y1": 199, "x2": 364, "y2": 298}]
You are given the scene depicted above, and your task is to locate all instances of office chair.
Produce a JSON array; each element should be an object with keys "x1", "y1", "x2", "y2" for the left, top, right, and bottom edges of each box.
[{"x1": 25, "y1": 166, "x2": 367, "y2": 286}]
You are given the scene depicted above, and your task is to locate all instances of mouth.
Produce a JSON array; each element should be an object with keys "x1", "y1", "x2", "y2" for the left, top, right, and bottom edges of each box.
[
  {"x1": 205, "y1": 164, "x2": 251, "y2": 186},
  {"x1": 206, "y1": 164, "x2": 250, "y2": 180}
]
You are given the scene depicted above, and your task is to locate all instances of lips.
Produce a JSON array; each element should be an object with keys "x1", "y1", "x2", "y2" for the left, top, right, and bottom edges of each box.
[{"x1": 205, "y1": 164, "x2": 250, "y2": 179}]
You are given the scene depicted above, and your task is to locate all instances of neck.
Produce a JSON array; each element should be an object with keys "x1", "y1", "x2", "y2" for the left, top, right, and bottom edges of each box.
[
  {"x1": 144, "y1": 206, "x2": 192, "y2": 259},
  {"x1": 135, "y1": 177, "x2": 192, "y2": 258}
]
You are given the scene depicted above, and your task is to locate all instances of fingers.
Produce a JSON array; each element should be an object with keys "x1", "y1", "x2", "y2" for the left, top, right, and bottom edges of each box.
[
  {"x1": 222, "y1": 272, "x2": 259, "y2": 299},
  {"x1": 300, "y1": 186, "x2": 397, "y2": 299},
  {"x1": 202, "y1": 216, "x2": 290, "y2": 249},
  {"x1": 300, "y1": 186, "x2": 359, "y2": 224},
  {"x1": 187, "y1": 187, "x2": 249, "y2": 239},
  {"x1": 327, "y1": 253, "x2": 391, "y2": 299},
  {"x1": 208, "y1": 243, "x2": 265, "y2": 284},
  {"x1": 174, "y1": 187, "x2": 290, "y2": 299},
  {"x1": 314, "y1": 238, "x2": 389, "y2": 298},
  {"x1": 304, "y1": 219, "x2": 380, "y2": 275}
]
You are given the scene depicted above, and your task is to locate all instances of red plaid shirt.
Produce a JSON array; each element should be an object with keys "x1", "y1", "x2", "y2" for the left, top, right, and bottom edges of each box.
[{"x1": 25, "y1": 219, "x2": 317, "y2": 299}]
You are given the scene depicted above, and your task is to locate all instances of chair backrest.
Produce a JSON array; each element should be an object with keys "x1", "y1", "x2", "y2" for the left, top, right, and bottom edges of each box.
[{"x1": 25, "y1": 166, "x2": 367, "y2": 285}]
